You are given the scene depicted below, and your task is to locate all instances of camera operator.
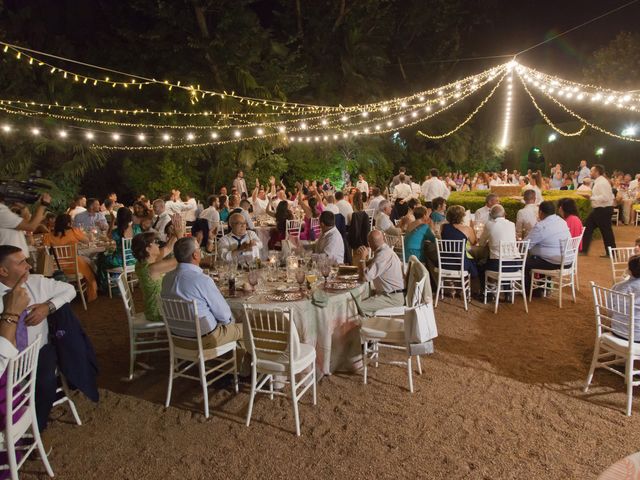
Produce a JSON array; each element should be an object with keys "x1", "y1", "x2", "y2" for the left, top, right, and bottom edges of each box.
[{"x1": 0, "y1": 192, "x2": 51, "y2": 257}]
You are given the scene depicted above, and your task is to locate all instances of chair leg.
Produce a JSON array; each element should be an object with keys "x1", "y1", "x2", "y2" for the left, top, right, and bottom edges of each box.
[
  {"x1": 312, "y1": 363, "x2": 317, "y2": 406},
  {"x1": 571, "y1": 276, "x2": 577, "y2": 303},
  {"x1": 107, "y1": 274, "x2": 113, "y2": 298},
  {"x1": 583, "y1": 343, "x2": 600, "y2": 393},
  {"x1": 626, "y1": 356, "x2": 633, "y2": 416},
  {"x1": 128, "y1": 333, "x2": 136, "y2": 380},
  {"x1": 362, "y1": 341, "x2": 368, "y2": 385},
  {"x1": 407, "y1": 356, "x2": 414, "y2": 393},
  {"x1": 529, "y1": 273, "x2": 534, "y2": 302},
  {"x1": 559, "y1": 281, "x2": 563, "y2": 309},
  {"x1": 290, "y1": 371, "x2": 301, "y2": 436},
  {"x1": 269, "y1": 375, "x2": 274, "y2": 400},
  {"x1": 60, "y1": 374, "x2": 82, "y2": 426},
  {"x1": 461, "y1": 278, "x2": 468, "y2": 311},
  {"x1": 434, "y1": 277, "x2": 441, "y2": 308},
  {"x1": 246, "y1": 364, "x2": 257, "y2": 427},
  {"x1": 165, "y1": 351, "x2": 174, "y2": 408},
  {"x1": 78, "y1": 279, "x2": 87, "y2": 311},
  {"x1": 232, "y1": 348, "x2": 239, "y2": 394},
  {"x1": 32, "y1": 421, "x2": 55, "y2": 477},
  {"x1": 7, "y1": 433, "x2": 18, "y2": 480},
  {"x1": 521, "y1": 283, "x2": 529, "y2": 314},
  {"x1": 416, "y1": 355, "x2": 422, "y2": 375},
  {"x1": 199, "y1": 358, "x2": 209, "y2": 418},
  {"x1": 494, "y1": 280, "x2": 501, "y2": 314},
  {"x1": 374, "y1": 341, "x2": 379, "y2": 368}
]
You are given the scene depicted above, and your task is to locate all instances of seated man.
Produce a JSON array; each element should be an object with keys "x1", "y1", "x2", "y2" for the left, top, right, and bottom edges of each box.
[
  {"x1": 516, "y1": 189, "x2": 538, "y2": 240},
  {"x1": 161, "y1": 237, "x2": 242, "y2": 348},
  {"x1": 314, "y1": 211, "x2": 345, "y2": 264},
  {"x1": 0, "y1": 270, "x2": 30, "y2": 376},
  {"x1": 474, "y1": 193, "x2": 499, "y2": 226},
  {"x1": 356, "y1": 230, "x2": 405, "y2": 315},
  {"x1": 374, "y1": 200, "x2": 402, "y2": 235},
  {"x1": 524, "y1": 200, "x2": 571, "y2": 292},
  {"x1": 611, "y1": 255, "x2": 640, "y2": 341},
  {"x1": 73, "y1": 197, "x2": 108, "y2": 231},
  {"x1": 218, "y1": 213, "x2": 263, "y2": 263},
  {"x1": 478, "y1": 205, "x2": 517, "y2": 272}
]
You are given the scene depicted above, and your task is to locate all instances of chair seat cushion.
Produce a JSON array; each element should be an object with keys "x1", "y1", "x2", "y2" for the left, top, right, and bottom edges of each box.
[
  {"x1": 435, "y1": 268, "x2": 469, "y2": 278},
  {"x1": 486, "y1": 270, "x2": 522, "y2": 280},
  {"x1": 132, "y1": 312, "x2": 164, "y2": 330},
  {"x1": 360, "y1": 316, "x2": 405, "y2": 344},
  {"x1": 256, "y1": 343, "x2": 316, "y2": 374},
  {"x1": 601, "y1": 332, "x2": 640, "y2": 354}
]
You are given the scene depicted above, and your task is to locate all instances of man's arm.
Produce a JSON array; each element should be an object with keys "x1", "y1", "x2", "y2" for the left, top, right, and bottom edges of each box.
[
  {"x1": 15, "y1": 193, "x2": 51, "y2": 232},
  {"x1": 200, "y1": 278, "x2": 232, "y2": 325}
]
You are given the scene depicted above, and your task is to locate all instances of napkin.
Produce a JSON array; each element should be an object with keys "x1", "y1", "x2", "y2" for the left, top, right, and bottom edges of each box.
[{"x1": 311, "y1": 288, "x2": 329, "y2": 308}]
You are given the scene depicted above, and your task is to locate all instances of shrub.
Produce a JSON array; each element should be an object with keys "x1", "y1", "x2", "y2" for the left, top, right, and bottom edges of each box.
[{"x1": 446, "y1": 190, "x2": 592, "y2": 222}]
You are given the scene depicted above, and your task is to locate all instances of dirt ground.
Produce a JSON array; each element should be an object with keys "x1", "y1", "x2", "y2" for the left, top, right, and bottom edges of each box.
[{"x1": 19, "y1": 226, "x2": 640, "y2": 479}]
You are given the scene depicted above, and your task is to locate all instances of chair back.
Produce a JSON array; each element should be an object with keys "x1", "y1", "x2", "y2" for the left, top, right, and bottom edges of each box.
[
  {"x1": 4, "y1": 336, "x2": 41, "y2": 432},
  {"x1": 309, "y1": 217, "x2": 321, "y2": 240},
  {"x1": 50, "y1": 244, "x2": 80, "y2": 276},
  {"x1": 384, "y1": 232, "x2": 406, "y2": 263},
  {"x1": 436, "y1": 239, "x2": 466, "y2": 273},
  {"x1": 121, "y1": 237, "x2": 136, "y2": 269},
  {"x1": 609, "y1": 247, "x2": 635, "y2": 284},
  {"x1": 216, "y1": 222, "x2": 227, "y2": 238},
  {"x1": 406, "y1": 256, "x2": 430, "y2": 307},
  {"x1": 497, "y1": 240, "x2": 529, "y2": 276},
  {"x1": 365, "y1": 208, "x2": 375, "y2": 230},
  {"x1": 286, "y1": 220, "x2": 302, "y2": 240},
  {"x1": 160, "y1": 297, "x2": 203, "y2": 352},
  {"x1": 243, "y1": 305, "x2": 299, "y2": 363},
  {"x1": 116, "y1": 273, "x2": 137, "y2": 331},
  {"x1": 591, "y1": 281, "x2": 635, "y2": 344},
  {"x1": 559, "y1": 235, "x2": 582, "y2": 272}
]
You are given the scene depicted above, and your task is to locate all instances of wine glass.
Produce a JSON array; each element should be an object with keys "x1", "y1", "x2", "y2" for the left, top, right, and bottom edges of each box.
[
  {"x1": 248, "y1": 270, "x2": 259, "y2": 291},
  {"x1": 320, "y1": 262, "x2": 331, "y2": 284},
  {"x1": 295, "y1": 268, "x2": 306, "y2": 291}
]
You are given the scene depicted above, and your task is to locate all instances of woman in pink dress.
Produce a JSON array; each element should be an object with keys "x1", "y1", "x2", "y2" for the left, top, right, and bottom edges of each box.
[{"x1": 558, "y1": 198, "x2": 583, "y2": 250}]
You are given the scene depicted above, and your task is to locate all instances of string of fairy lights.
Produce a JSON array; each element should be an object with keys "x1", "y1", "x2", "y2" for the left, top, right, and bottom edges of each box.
[{"x1": 0, "y1": 37, "x2": 638, "y2": 150}]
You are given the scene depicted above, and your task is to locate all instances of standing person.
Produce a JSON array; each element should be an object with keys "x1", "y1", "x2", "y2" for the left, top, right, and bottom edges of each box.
[
  {"x1": 233, "y1": 170, "x2": 248, "y2": 196},
  {"x1": 392, "y1": 167, "x2": 409, "y2": 186},
  {"x1": 355, "y1": 174, "x2": 369, "y2": 194},
  {"x1": 347, "y1": 192, "x2": 370, "y2": 264},
  {"x1": 421, "y1": 168, "x2": 450, "y2": 202},
  {"x1": 335, "y1": 191, "x2": 353, "y2": 226},
  {"x1": 577, "y1": 160, "x2": 590, "y2": 186},
  {"x1": 582, "y1": 164, "x2": 616, "y2": 257}
]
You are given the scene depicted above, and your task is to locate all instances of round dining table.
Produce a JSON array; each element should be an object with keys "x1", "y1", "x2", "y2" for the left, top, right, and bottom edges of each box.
[{"x1": 223, "y1": 271, "x2": 366, "y2": 377}]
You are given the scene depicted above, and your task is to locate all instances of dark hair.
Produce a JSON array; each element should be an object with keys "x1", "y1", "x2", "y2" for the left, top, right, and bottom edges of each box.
[
  {"x1": 430, "y1": 168, "x2": 439, "y2": 177},
  {"x1": 446, "y1": 205, "x2": 465, "y2": 224},
  {"x1": 432, "y1": 197, "x2": 446, "y2": 211},
  {"x1": 218, "y1": 195, "x2": 228, "y2": 209},
  {"x1": 361, "y1": 192, "x2": 368, "y2": 203},
  {"x1": 413, "y1": 206, "x2": 427, "y2": 220},
  {"x1": 0, "y1": 245, "x2": 22, "y2": 264},
  {"x1": 423, "y1": 201, "x2": 433, "y2": 210},
  {"x1": 174, "y1": 237, "x2": 197, "y2": 263},
  {"x1": 275, "y1": 200, "x2": 292, "y2": 233},
  {"x1": 371, "y1": 187, "x2": 380, "y2": 197},
  {"x1": 115, "y1": 206, "x2": 133, "y2": 236},
  {"x1": 335, "y1": 191, "x2": 344, "y2": 201},
  {"x1": 538, "y1": 200, "x2": 555, "y2": 218},
  {"x1": 352, "y1": 192, "x2": 363, "y2": 212},
  {"x1": 240, "y1": 199, "x2": 251, "y2": 210},
  {"x1": 207, "y1": 195, "x2": 217, "y2": 207},
  {"x1": 407, "y1": 198, "x2": 418, "y2": 210},
  {"x1": 87, "y1": 197, "x2": 99, "y2": 207},
  {"x1": 629, "y1": 255, "x2": 640, "y2": 278},
  {"x1": 308, "y1": 197, "x2": 319, "y2": 218},
  {"x1": 319, "y1": 210, "x2": 335, "y2": 227},
  {"x1": 53, "y1": 214, "x2": 73, "y2": 237},
  {"x1": 131, "y1": 232, "x2": 156, "y2": 261},
  {"x1": 73, "y1": 194, "x2": 85, "y2": 203},
  {"x1": 104, "y1": 199, "x2": 114, "y2": 209},
  {"x1": 523, "y1": 189, "x2": 536, "y2": 203},
  {"x1": 593, "y1": 164, "x2": 605, "y2": 176},
  {"x1": 557, "y1": 198, "x2": 578, "y2": 218},
  {"x1": 133, "y1": 200, "x2": 149, "y2": 217}
]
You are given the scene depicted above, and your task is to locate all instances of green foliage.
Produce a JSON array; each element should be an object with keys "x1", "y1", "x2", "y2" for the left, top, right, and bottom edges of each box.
[
  {"x1": 447, "y1": 190, "x2": 592, "y2": 223},
  {"x1": 583, "y1": 31, "x2": 640, "y2": 91},
  {"x1": 123, "y1": 153, "x2": 201, "y2": 200}
]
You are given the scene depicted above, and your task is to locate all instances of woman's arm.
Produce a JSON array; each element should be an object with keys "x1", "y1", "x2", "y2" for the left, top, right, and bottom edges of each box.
[{"x1": 148, "y1": 257, "x2": 178, "y2": 277}]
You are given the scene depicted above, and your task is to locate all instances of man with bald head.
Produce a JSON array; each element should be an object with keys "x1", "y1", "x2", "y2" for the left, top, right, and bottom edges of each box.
[{"x1": 355, "y1": 230, "x2": 405, "y2": 315}]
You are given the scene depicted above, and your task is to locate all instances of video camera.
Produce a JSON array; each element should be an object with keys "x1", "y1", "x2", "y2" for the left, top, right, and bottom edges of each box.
[{"x1": 0, "y1": 172, "x2": 52, "y2": 204}]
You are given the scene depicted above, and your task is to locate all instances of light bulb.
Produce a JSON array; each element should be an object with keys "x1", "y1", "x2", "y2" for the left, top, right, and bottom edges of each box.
[
  {"x1": 341, "y1": 115, "x2": 348, "y2": 122},
  {"x1": 278, "y1": 126, "x2": 286, "y2": 133},
  {"x1": 162, "y1": 133, "x2": 170, "y2": 141},
  {"x1": 300, "y1": 122, "x2": 308, "y2": 130},
  {"x1": 59, "y1": 130, "x2": 67, "y2": 138},
  {"x1": 186, "y1": 133, "x2": 195, "y2": 141},
  {"x1": 256, "y1": 128, "x2": 264, "y2": 135},
  {"x1": 31, "y1": 128, "x2": 40, "y2": 136},
  {"x1": 137, "y1": 133, "x2": 146, "y2": 141},
  {"x1": 361, "y1": 111, "x2": 369, "y2": 117},
  {"x1": 234, "y1": 130, "x2": 241, "y2": 138},
  {"x1": 211, "y1": 132, "x2": 219, "y2": 139},
  {"x1": 1, "y1": 125, "x2": 11, "y2": 133},
  {"x1": 112, "y1": 133, "x2": 121, "y2": 141},
  {"x1": 320, "y1": 119, "x2": 328, "y2": 126},
  {"x1": 85, "y1": 132, "x2": 94, "y2": 140}
]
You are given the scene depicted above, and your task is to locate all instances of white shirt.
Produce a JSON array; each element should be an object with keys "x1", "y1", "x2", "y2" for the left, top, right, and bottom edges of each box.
[
  {"x1": 165, "y1": 200, "x2": 188, "y2": 215},
  {"x1": 233, "y1": 177, "x2": 248, "y2": 195},
  {"x1": 367, "y1": 195, "x2": 385, "y2": 213},
  {"x1": 363, "y1": 244, "x2": 404, "y2": 293},
  {"x1": 591, "y1": 176, "x2": 615, "y2": 208},
  {"x1": 324, "y1": 203, "x2": 339, "y2": 215},
  {"x1": 522, "y1": 185, "x2": 542, "y2": 204},
  {"x1": 336, "y1": 200, "x2": 353, "y2": 225},
  {"x1": 0, "y1": 275, "x2": 76, "y2": 349},
  {"x1": 218, "y1": 230, "x2": 263, "y2": 263},
  {"x1": 356, "y1": 180, "x2": 369, "y2": 193},
  {"x1": 374, "y1": 212, "x2": 394, "y2": 232},
  {"x1": 183, "y1": 198, "x2": 198, "y2": 222},
  {"x1": 393, "y1": 182, "x2": 412, "y2": 200},
  {"x1": 199, "y1": 206, "x2": 220, "y2": 230},
  {"x1": 251, "y1": 197, "x2": 269, "y2": 217},
  {"x1": 474, "y1": 206, "x2": 491, "y2": 226},
  {"x1": 516, "y1": 204, "x2": 538, "y2": 240},
  {"x1": 67, "y1": 206, "x2": 86, "y2": 219},
  {"x1": 525, "y1": 214, "x2": 570, "y2": 264},
  {"x1": 479, "y1": 217, "x2": 517, "y2": 259},
  {"x1": 314, "y1": 227, "x2": 344, "y2": 264},
  {"x1": 0, "y1": 204, "x2": 29, "y2": 256},
  {"x1": 152, "y1": 212, "x2": 172, "y2": 241},
  {"x1": 420, "y1": 177, "x2": 450, "y2": 201}
]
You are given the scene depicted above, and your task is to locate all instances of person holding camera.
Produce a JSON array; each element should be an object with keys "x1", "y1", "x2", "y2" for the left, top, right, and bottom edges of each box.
[{"x1": 0, "y1": 193, "x2": 52, "y2": 257}]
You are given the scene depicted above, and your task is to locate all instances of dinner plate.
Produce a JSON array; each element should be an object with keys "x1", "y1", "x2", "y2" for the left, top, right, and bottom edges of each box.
[{"x1": 265, "y1": 292, "x2": 305, "y2": 302}]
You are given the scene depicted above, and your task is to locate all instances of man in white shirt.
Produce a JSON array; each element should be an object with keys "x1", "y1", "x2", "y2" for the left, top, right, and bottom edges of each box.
[
  {"x1": 67, "y1": 195, "x2": 86, "y2": 219},
  {"x1": 516, "y1": 189, "x2": 538, "y2": 240},
  {"x1": 199, "y1": 195, "x2": 220, "y2": 230},
  {"x1": 218, "y1": 213, "x2": 262, "y2": 263},
  {"x1": 251, "y1": 181, "x2": 269, "y2": 217},
  {"x1": 165, "y1": 189, "x2": 193, "y2": 217},
  {"x1": 479, "y1": 205, "x2": 517, "y2": 271},
  {"x1": 393, "y1": 174, "x2": 413, "y2": 201},
  {"x1": 232, "y1": 170, "x2": 248, "y2": 196},
  {"x1": 582, "y1": 164, "x2": 616, "y2": 256},
  {"x1": 228, "y1": 195, "x2": 254, "y2": 230},
  {"x1": 324, "y1": 195, "x2": 340, "y2": 214},
  {"x1": 474, "y1": 193, "x2": 499, "y2": 225},
  {"x1": 335, "y1": 191, "x2": 353, "y2": 225},
  {"x1": 74, "y1": 198, "x2": 109, "y2": 231},
  {"x1": 314, "y1": 211, "x2": 344, "y2": 264},
  {"x1": 629, "y1": 174, "x2": 640, "y2": 194},
  {"x1": 0, "y1": 193, "x2": 51, "y2": 257},
  {"x1": 577, "y1": 160, "x2": 590, "y2": 185},
  {"x1": 374, "y1": 200, "x2": 402, "y2": 235},
  {"x1": 421, "y1": 169, "x2": 450, "y2": 202},
  {"x1": 0, "y1": 268, "x2": 30, "y2": 376},
  {"x1": 355, "y1": 230, "x2": 405, "y2": 315},
  {"x1": 355, "y1": 174, "x2": 369, "y2": 194},
  {"x1": 152, "y1": 199, "x2": 172, "y2": 242},
  {"x1": 183, "y1": 194, "x2": 198, "y2": 223},
  {"x1": 367, "y1": 187, "x2": 385, "y2": 213}
]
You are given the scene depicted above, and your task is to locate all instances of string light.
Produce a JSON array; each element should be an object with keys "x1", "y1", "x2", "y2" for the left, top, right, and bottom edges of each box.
[
  {"x1": 500, "y1": 64, "x2": 515, "y2": 148},
  {"x1": 31, "y1": 128, "x2": 40, "y2": 135},
  {"x1": 85, "y1": 132, "x2": 94, "y2": 140},
  {"x1": 58, "y1": 130, "x2": 67, "y2": 138},
  {"x1": 1, "y1": 124, "x2": 11, "y2": 132}
]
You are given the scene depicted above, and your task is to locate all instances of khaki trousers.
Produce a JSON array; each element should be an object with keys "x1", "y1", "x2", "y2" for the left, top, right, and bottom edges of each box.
[
  {"x1": 359, "y1": 292, "x2": 405, "y2": 316},
  {"x1": 173, "y1": 323, "x2": 244, "y2": 350}
]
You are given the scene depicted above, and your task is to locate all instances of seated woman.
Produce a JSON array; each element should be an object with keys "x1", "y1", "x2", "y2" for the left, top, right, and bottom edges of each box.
[
  {"x1": 132, "y1": 200, "x2": 151, "y2": 226},
  {"x1": 131, "y1": 229, "x2": 182, "y2": 323},
  {"x1": 441, "y1": 205, "x2": 480, "y2": 295},
  {"x1": 218, "y1": 195, "x2": 230, "y2": 223},
  {"x1": 268, "y1": 200, "x2": 293, "y2": 250},
  {"x1": 44, "y1": 214, "x2": 98, "y2": 302},
  {"x1": 431, "y1": 197, "x2": 447, "y2": 224},
  {"x1": 403, "y1": 206, "x2": 436, "y2": 262},
  {"x1": 99, "y1": 207, "x2": 142, "y2": 290},
  {"x1": 347, "y1": 192, "x2": 370, "y2": 264},
  {"x1": 557, "y1": 197, "x2": 583, "y2": 250},
  {"x1": 396, "y1": 198, "x2": 419, "y2": 232},
  {"x1": 612, "y1": 255, "x2": 640, "y2": 341}
]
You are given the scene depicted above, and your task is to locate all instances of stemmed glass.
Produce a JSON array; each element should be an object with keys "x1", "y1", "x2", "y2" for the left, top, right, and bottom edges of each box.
[
  {"x1": 248, "y1": 269, "x2": 259, "y2": 291},
  {"x1": 320, "y1": 262, "x2": 331, "y2": 285},
  {"x1": 295, "y1": 268, "x2": 306, "y2": 291}
]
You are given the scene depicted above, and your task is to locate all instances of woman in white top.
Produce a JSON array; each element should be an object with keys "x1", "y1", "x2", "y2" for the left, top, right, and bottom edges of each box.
[{"x1": 522, "y1": 171, "x2": 543, "y2": 204}]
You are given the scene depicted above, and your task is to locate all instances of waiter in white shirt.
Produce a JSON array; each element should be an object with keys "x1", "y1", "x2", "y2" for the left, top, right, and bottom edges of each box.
[
  {"x1": 233, "y1": 170, "x2": 248, "y2": 196},
  {"x1": 355, "y1": 174, "x2": 369, "y2": 194},
  {"x1": 582, "y1": 164, "x2": 616, "y2": 256},
  {"x1": 393, "y1": 174, "x2": 413, "y2": 201},
  {"x1": 421, "y1": 168, "x2": 450, "y2": 202}
]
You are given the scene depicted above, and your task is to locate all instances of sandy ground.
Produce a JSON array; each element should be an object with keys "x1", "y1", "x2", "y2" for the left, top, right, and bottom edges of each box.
[{"x1": 19, "y1": 226, "x2": 640, "y2": 479}]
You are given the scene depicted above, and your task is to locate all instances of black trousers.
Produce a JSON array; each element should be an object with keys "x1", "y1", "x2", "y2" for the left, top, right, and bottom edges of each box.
[
  {"x1": 582, "y1": 206, "x2": 616, "y2": 254},
  {"x1": 524, "y1": 255, "x2": 562, "y2": 292},
  {"x1": 35, "y1": 343, "x2": 58, "y2": 432}
]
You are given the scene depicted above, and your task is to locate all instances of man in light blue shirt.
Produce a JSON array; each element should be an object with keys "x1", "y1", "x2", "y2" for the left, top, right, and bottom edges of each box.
[
  {"x1": 577, "y1": 160, "x2": 590, "y2": 186},
  {"x1": 612, "y1": 256, "x2": 640, "y2": 341},
  {"x1": 73, "y1": 198, "x2": 108, "y2": 231},
  {"x1": 161, "y1": 237, "x2": 242, "y2": 348},
  {"x1": 524, "y1": 201, "x2": 571, "y2": 292}
]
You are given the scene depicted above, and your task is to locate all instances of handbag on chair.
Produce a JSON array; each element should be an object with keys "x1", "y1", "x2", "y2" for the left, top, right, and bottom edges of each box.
[{"x1": 49, "y1": 246, "x2": 69, "y2": 283}]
